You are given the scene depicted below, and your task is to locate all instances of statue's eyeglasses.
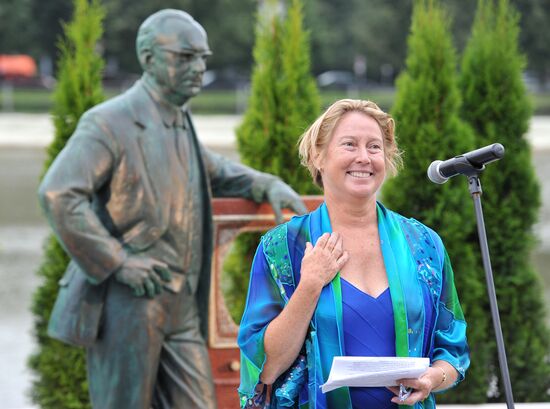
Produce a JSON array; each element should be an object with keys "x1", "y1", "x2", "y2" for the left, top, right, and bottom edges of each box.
[{"x1": 158, "y1": 46, "x2": 212, "y2": 63}]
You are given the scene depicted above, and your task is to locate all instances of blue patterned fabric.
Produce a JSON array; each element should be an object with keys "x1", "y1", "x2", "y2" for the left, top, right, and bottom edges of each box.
[{"x1": 238, "y1": 202, "x2": 470, "y2": 409}]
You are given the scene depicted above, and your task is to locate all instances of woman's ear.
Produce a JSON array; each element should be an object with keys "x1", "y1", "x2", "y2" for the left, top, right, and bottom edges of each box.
[{"x1": 313, "y1": 152, "x2": 323, "y2": 173}]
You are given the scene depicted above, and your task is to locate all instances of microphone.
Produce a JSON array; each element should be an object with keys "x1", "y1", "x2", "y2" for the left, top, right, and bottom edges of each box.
[{"x1": 427, "y1": 143, "x2": 505, "y2": 184}]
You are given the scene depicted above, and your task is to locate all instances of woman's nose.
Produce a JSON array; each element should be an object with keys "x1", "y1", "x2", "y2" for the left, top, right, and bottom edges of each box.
[{"x1": 356, "y1": 147, "x2": 371, "y2": 163}]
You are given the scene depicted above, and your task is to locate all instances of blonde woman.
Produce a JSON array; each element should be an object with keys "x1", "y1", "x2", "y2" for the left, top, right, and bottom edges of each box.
[{"x1": 238, "y1": 99, "x2": 469, "y2": 408}]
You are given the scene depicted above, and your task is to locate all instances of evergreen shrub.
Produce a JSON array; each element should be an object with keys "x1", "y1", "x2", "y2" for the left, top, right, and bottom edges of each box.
[
  {"x1": 223, "y1": 0, "x2": 320, "y2": 322},
  {"x1": 29, "y1": 1, "x2": 105, "y2": 407},
  {"x1": 381, "y1": 0, "x2": 491, "y2": 403},
  {"x1": 460, "y1": 0, "x2": 550, "y2": 401}
]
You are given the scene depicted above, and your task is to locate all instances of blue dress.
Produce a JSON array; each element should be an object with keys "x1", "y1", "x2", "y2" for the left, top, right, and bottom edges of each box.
[{"x1": 341, "y1": 278, "x2": 398, "y2": 409}]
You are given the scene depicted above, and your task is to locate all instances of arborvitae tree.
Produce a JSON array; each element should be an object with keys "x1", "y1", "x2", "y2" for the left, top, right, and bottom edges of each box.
[
  {"x1": 237, "y1": 0, "x2": 320, "y2": 188},
  {"x1": 382, "y1": 0, "x2": 491, "y2": 403},
  {"x1": 460, "y1": 0, "x2": 550, "y2": 401},
  {"x1": 29, "y1": 0, "x2": 105, "y2": 407},
  {"x1": 223, "y1": 0, "x2": 320, "y2": 322}
]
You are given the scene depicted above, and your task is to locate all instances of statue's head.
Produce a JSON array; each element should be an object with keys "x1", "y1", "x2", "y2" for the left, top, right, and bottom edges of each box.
[{"x1": 136, "y1": 9, "x2": 212, "y2": 106}]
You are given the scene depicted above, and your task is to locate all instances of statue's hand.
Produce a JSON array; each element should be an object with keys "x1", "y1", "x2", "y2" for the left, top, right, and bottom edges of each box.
[
  {"x1": 114, "y1": 256, "x2": 172, "y2": 298},
  {"x1": 266, "y1": 180, "x2": 307, "y2": 224}
]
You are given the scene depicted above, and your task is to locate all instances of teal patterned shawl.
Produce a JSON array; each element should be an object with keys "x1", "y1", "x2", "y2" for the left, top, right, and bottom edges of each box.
[{"x1": 238, "y1": 202, "x2": 469, "y2": 408}]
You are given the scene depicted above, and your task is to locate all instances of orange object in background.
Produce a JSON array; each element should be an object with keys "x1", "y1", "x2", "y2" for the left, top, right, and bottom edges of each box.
[{"x1": 0, "y1": 55, "x2": 37, "y2": 78}]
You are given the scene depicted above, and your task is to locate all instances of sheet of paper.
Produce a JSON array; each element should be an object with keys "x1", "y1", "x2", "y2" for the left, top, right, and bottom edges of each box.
[{"x1": 321, "y1": 356, "x2": 430, "y2": 393}]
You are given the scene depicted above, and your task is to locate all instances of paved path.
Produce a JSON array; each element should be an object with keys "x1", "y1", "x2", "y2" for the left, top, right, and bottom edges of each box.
[
  {"x1": 440, "y1": 405, "x2": 550, "y2": 408},
  {"x1": 0, "y1": 113, "x2": 241, "y2": 148},
  {"x1": 7, "y1": 403, "x2": 550, "y2": 409},
  {"x1": 0, "y1": 113, "x2": 549, "y2": 150}
]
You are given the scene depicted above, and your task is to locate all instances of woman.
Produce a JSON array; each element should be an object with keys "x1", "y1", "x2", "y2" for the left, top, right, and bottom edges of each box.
[{"x1": 238, "y1": 99, "x2": 469, "y2": 408}]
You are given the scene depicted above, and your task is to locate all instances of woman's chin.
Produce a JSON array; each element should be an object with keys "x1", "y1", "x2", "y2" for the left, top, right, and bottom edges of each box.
[
  {"x1": 345, "y1": 182, "x2": 379, "y2": 198},
  {"x1": 338, "y1": 187, "x2": 377, "y2": 202}
]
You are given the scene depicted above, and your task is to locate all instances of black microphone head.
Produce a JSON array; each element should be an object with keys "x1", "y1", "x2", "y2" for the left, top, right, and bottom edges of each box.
[{"x1": 427, "y1": 160, "x2": 448, "y2": 184}]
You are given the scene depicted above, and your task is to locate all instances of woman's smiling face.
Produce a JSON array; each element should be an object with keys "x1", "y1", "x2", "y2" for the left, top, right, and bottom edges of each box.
[{"x1": 317, "y1": 111, "x2": 386, "y2": 201}]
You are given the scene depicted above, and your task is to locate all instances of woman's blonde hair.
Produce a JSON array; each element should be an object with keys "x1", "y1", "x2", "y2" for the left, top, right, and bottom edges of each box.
[{"x1": 298, "y1": 99, "x2": 402, "y2": 188}]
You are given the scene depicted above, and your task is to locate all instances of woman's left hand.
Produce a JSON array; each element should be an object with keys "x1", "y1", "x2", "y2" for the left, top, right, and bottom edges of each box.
[{"x1": 387, "y1": 367, "x2": 440, "y2": 406}]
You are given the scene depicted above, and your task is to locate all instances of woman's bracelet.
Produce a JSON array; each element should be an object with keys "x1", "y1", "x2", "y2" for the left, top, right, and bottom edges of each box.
[{"x1": 433, "y1": 365, "x2": 447, "y2": 389}]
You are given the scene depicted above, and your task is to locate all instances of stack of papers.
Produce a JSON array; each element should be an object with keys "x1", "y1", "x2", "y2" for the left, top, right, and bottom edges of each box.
[{"x1": 321, "y1": 356, "x2": 430, "y2": 393}]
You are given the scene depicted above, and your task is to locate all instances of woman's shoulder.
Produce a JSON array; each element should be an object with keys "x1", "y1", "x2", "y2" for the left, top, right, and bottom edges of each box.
[
  {"x1": 260, "y1": 212, "x2": 311, "y2": 270},
  {"x1": 262, "y1": 212, "x2": 311, "y2": 243},
  {"x1": 381, "y1": 203, "x2": 445, "y2": 253}
]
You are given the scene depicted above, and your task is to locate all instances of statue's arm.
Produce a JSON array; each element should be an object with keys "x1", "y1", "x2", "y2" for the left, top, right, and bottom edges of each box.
[
  {"x1": 201, "y1": 145, "x2": 279, "y2": 202},
  {"x1": 38, "y1": 112, "x2": 127, "y2": 284},
  {"x1": 201, "y1": 145, "x2": 307, "y2": 222}
]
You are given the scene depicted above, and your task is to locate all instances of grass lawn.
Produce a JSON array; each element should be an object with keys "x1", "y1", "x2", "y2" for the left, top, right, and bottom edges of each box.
[
  {"x1": 1, "y1": 86, "x2": 549, "y2": 115},
  {"x1": 531, "y1": 92, "x2": 550, "y2": 115},
  {"x1": 0, "y1": 86, "x2": 401, "y2": 114}
]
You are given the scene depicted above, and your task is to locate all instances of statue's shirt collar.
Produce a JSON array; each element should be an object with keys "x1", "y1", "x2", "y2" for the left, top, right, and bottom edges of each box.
[{"x1": 142, "y1": 79, "x2": 187, "y2": 129}]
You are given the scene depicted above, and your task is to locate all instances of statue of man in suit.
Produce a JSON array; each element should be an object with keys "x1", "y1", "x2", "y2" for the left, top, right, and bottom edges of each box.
[{"x1": 38, "y1": 9, "x2": 306, "y2": 409}]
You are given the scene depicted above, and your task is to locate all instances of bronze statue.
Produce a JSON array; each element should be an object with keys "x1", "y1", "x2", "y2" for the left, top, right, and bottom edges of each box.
[{"x1": 38, "y1": 9, "x2": 306, "y2": 409}]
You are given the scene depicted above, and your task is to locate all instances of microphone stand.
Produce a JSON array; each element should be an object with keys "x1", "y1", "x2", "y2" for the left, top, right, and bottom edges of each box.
[{"x1": 459, "y1": 161, "x2": 515, "y2": 409}]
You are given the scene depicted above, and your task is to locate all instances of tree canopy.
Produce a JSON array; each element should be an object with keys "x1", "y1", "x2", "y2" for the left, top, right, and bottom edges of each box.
[{"x1": 1, "y1": 0, "x2": 549, "y2": 86}]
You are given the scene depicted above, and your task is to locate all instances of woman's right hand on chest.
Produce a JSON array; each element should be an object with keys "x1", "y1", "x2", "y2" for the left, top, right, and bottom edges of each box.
[{"x1": 299, "y1": 232, "x2": 349, "y2": 291}]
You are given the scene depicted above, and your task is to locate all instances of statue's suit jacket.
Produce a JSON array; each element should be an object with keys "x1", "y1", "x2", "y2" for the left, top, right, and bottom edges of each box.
[{"x1": 39, "y1": 80, "x2": 275, "y2": 347}]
